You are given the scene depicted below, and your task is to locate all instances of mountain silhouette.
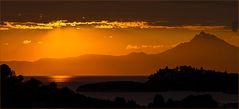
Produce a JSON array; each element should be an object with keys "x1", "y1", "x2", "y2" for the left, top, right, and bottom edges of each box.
[
  {"x1": 157, "y1": 31, "x2": 238, "y2": 73},
  {"x1": 0, "y1": 32, "x2": 238, "y2": 75}
]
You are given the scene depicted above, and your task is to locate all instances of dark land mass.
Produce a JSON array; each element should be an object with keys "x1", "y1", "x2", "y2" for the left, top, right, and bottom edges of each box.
[
  {"x1": 1, "y1": 64, "x2": 238, "y2": 108},
  {"x1": 1, "y1": 64, "x2": 139, "y2": 108},
  {"x1": 77, "y1": 66, "x2": 238, "y2": 94}
]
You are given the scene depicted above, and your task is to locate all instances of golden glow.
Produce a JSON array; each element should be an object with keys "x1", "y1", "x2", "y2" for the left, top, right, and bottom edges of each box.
[
  {"x1": 0, "y1": 28, "x2": 238, "y2": 76},
  {"x1": 48, "y1": 76, "x2": 72, "y2": 82},
  {"x1": 39, "y1": 28, "x2": 87, "y2": 58},
  {"x1": 0, "y1": 27, "x2": 9, "y2": 30},
  {"x1": 126, "y1": 44, "x2": 177, "y2": 50},
  {"x1": 0, "y1": 20, "x2": 227, "y2": 30},
  {"x1": 0, "y1": 24, "x2": 237, "y2": 62},
  {"x1": 3, "y1": 21, "x2": 53, "y2": 30}
]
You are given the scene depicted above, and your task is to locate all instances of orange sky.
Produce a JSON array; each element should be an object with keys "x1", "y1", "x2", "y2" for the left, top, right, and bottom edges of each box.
[
  {"x1": 1, "y1": 0, "x2": 238, "y2": 61},
  {"x1": 0, "y1": 21, "x2": 238, "y2": 61},
  {"x1": 0, "y1": 1, "x2": 238, "y2": 76}
]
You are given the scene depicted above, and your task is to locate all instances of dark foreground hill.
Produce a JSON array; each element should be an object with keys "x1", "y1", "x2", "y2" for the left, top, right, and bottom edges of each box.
[
  {"x1": 145, "y1": 66, "x2": 238, "y2": 94},
  {"x1": 1, "y1": 64, "x2": 238, "y2": 108},
  {"x1": 77, "y1": 66, "x2": 238, "y2": 94},
  {"x1": 0, "y1": 64, "x2": 139, "y2": 108}
]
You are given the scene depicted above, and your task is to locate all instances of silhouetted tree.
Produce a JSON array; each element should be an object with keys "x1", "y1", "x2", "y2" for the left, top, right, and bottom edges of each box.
[
  {"x1": 149, "y1": 94, "x2": 165, "y2": 107},
  {"x1": 16, "y1": 75, "x2": 24, "y2": 82},
  {"x1": 127, "y1": 99, "x2": 137, "y2": 107},
  {"x1": 25, "y1": 78, "x2": 42, "y2": 87},
  {"x1": 114, "y1": 97, "x2": 127, "y2": 107},
  {"x1": 180, "y1": 94, "x2": 218, "y2": 107},
  {"x1": 146, "y1": 66, "x2": 238, "y2": 94},
  {"x1": 0, "y1": 64, "x2": 15, "y2": 79},
  {"x1": 1, "y1": 64, "x2": 236, "y2": 108},
  {"x1": 165, "y1": 99, "x2": 180, "y2": 107}
]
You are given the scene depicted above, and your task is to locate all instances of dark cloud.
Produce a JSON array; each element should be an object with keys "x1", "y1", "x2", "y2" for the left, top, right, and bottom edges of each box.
[{"x1": 1, "y1": 0, "x2": 237, "y2": 31}]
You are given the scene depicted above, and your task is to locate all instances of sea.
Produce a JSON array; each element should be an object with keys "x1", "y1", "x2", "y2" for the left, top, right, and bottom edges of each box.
[{"x1": 24, "y1": 76, "x2": 238, "y2": 106}]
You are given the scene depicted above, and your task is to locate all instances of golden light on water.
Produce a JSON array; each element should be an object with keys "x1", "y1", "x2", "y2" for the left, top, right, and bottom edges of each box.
[{"x1": 48, "y1": 76, "x2": 72, "y2": 82}]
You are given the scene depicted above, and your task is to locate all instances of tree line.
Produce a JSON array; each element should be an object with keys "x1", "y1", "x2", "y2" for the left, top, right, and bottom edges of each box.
[{"x1": 1, "y1": 64, "x2": 238, "y2": 108}]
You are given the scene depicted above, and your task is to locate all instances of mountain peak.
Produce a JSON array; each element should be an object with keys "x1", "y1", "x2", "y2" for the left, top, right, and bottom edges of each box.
[{"x1": 190, "y1": 31, "x2": 224, "y2": 43}]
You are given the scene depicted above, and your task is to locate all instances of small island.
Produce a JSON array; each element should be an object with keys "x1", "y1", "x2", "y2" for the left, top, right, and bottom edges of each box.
[{"x1": 77, "y1": 66, "x2": 238, "y2": 94}]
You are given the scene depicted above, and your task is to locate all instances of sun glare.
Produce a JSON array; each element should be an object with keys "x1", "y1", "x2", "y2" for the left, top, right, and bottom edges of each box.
[
  {"x1": 49, "y1": 75, "x2": 72, "y2": 82},
  {"x1": 39, "y1": 28, "x2": 87, "y2": 58}
]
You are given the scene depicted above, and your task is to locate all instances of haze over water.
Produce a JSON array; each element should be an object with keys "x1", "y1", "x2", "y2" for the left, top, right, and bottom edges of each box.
[{"x1": 22, "y1": 76, "x2": 238, "y2": 106}]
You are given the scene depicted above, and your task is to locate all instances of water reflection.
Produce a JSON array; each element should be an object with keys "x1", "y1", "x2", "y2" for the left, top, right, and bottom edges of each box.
[{"x1": 48, "y1": 76, "x2": 72, "y2": 82}]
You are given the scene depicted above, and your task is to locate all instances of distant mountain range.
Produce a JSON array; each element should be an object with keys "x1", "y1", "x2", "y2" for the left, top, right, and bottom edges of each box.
[{"x1": 1, "y1": 32, "x2": 238, "y2": 75}]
